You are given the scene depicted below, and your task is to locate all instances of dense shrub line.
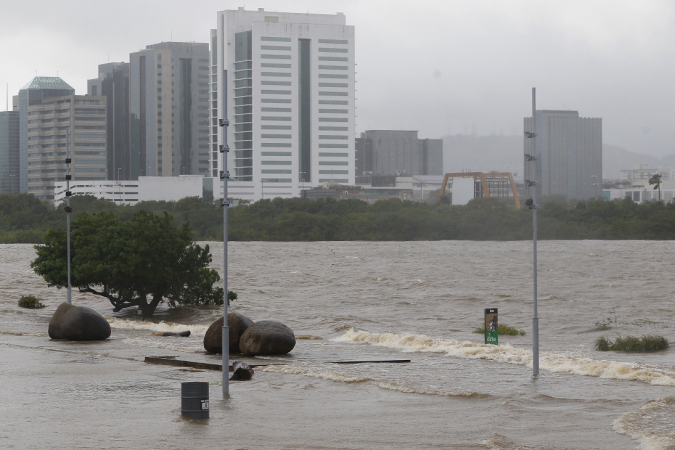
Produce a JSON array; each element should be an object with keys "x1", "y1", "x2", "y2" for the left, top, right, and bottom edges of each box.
[{"x1": 3, "y1": 193, "x2": 675, "y2": 243}]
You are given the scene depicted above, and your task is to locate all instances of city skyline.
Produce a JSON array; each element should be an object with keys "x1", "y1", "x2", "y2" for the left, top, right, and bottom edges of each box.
[{"x1": 1, "y1": 1, "x2": 674, "y2": 159}]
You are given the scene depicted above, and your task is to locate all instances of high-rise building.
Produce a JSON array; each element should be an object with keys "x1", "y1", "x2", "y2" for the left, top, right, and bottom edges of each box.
[
  {"x1": 524, "y1": 110, "x2": 602, "y2": 200},
  {"x1": 27, "y1": 95, "x2": 107, "y2": 202},
  {"x1": 88, "y1": 62, "x2": 130, "y2": 180},
  {"x1": 209, "y1": 29, "x2": 219, "y2": 178},
  {"x1": 18, "y1": 77, "x2": 75, "y2": 192},
  {"x1": 129, "y1": 42, "x2": 211, "y2": 179},
  {"x1": 0, "y1": 111, "x2": 20, "y2": 194},
  {"x1": 355, "y1": 130, "x2": 443, "y2": 177},
  {"x1": 215, "y1": 7, "x2": 355, "y2": 201}
]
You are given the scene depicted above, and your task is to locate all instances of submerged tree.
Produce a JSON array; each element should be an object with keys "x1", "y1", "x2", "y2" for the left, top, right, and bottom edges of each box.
[{"x1": 31, "y1": 210, "x2": 232, "y2": 318}]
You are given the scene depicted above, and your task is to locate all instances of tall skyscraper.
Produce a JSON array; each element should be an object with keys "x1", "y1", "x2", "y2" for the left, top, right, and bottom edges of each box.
[
  {"x1": 524, "y1": 110, "x2": 602, "y2": 200},
  {"x1": 355, "y1": 130, "x2": 443, "y2": 177},
  {"x1": 215, "y1": 7, "x2": 356, "y2": 201},
  {"x1": 27, "y1": 95, "x2": 107, "y2": 202},
  {"x1": 129, "y1": 42, "x2": 211, "y2": 179},
  {"x1": 88, "y1": 62, "x2": 130, "y2": 180},
  {"x1": 0, "y1": 111, "x2": 20, "y2": 194},
  {"x1": 17, "y1": 77, "x2": 75, "y2": 192}
]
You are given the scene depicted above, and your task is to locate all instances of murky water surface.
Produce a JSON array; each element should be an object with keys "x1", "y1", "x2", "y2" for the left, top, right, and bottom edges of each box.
[{"x1": 1, "y1": 241, "x2": 674, "y2": 449}]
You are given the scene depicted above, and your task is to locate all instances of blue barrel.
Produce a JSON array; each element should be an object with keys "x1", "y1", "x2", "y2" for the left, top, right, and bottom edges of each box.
[{"x1": 181, "y1": 382, "x2": 209, "y2": 419}]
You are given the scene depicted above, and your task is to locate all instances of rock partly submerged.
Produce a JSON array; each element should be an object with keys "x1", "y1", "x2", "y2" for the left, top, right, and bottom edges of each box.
[
  {"x1": 239, "y1": 320, "x2": 296, "y2": 356},
  {"x1": 229, "y1": 361, "x2": 254, "y2": 381},
  {"x1": 203, "y1": 312, "x2": 254, "y2": 354},
  {"x1": 48, "y1": 303, "x2": 111, "y2": 341}
]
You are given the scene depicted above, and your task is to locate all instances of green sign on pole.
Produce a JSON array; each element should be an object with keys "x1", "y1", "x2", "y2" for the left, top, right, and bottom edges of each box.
[{"x1": 485, "y1": 308, "x2": 498, "y2": 345}]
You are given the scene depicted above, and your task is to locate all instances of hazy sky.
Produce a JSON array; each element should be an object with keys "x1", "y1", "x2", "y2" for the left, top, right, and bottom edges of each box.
[{"x1": 1, "y1": 0, "x2": 673, "y2": 156}]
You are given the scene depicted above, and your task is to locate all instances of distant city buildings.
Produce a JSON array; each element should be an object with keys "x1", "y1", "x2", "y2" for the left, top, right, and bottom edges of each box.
[
  {"x1": 129, "y1": 42, "x2": 211, "y2": 179},
  {"x1": 88, "y1": 62, "x2": 130, "y2": 180},
  {"x1": 215, "y1": 7, "x2": 356, "y2": 201},
  {"x1": 524, "y1": 110, "x2": 602, "y2": 200},
  {"x1": 0, "y1": 111, "x2": 20, "y2": 194},
  {"x1": 17, "y1": 77, "x2": 75, "y2": 192},
  {"x1": 27, "y1": 95, "x2": 107, "y2": 201},
  {"x1": 620, "y1": 164, "x2": 671, "y2": 183},
  {"x1": 355, "y1": 130, "x2": 443, "y2": 177}
]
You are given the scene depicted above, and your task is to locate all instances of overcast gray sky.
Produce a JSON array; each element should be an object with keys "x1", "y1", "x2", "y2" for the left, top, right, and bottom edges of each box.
[{"x1": 1, "y1": 0, "x2": 673, "y2": 157}]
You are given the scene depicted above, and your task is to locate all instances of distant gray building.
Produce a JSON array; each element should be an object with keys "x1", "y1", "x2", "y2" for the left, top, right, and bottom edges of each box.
[
  {"x1": 17, "y1": 77, "x2": 75, "y2": 192},
  {"x1": 355, "y1": 130, "x2": 443, "y2": 176},
  {"x1": 524, "y1": 110, "x2": 602, "y2": 200},
  {"x1": 0, "y1": 111, "x2": 20, "y2": 194},
  {"x1": 88, "y1": 62, "x2": 130, "y2": 181},
  {"x1": 129, "y1": 42, "x2": 211, "y2": 179},
  {"x1": 27, "y1": 95, "x2": 107, "y2": 202}
]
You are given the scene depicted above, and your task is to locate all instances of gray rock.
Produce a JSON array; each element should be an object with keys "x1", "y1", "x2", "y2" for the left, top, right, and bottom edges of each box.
[
  {"x1": 239, "y1": 320, "x2": 295, "y2": 356},
  {"x1": 229, "y1": 361, "x2": 254, "y2": 381},
  {"x1": 155, "y1": 330, "x2": 191, "y2": 337},
  {"x1": 48, "y1": 303, "x2": 111, "y2": 341},
  {"x1": 203, "y1": 312, "x2": 254, "y2": 354}
]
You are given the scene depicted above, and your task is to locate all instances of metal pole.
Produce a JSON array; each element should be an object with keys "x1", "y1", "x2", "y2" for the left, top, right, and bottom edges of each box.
[
  {"x1": 532, "y1": 88, "x2": 539, "y2": 377},
  {"x1": 66, "y1": 129, "x2": 72, "y2": 305},
  {"x1": 219, "y1": 116, "x2": 230, "y2": 395}
]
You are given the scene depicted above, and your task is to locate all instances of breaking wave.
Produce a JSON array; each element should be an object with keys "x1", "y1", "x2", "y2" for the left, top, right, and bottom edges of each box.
[
  {"x1": 335, "y1": 328, "x2": 675, "y2": 386},
  {"x1": 108, "y1": 318, "x2": 209, "y2": 335},
  {"x1": 261, "y1": 365, "x2": 372, "y2": 383},
  {"x1": 613, "y1": 397, "x2": 675, "y2": 450},
  {"x1": 262, "y1": 365, "x2": 490, "y2": 398}
]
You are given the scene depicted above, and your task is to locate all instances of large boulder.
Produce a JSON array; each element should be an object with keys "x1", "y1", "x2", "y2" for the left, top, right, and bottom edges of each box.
[
  {"x1": 238, "y1": 320, "x2": 295, "y2": 356},
  {"x1": 48, "y1": 303, "x2": 111, "y2": 341},
  {"x1": 203, "y1": 312, "x2": 254, "y2": 354}
]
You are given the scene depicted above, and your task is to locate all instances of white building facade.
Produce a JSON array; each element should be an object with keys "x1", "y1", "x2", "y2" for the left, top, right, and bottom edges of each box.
[{"x1": 215, "y1": 7, "x2": 356, "y2": 201}]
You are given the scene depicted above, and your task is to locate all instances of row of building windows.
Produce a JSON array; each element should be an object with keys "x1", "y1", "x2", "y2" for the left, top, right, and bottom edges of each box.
[
  {"x1": 262, "y1": 72, "x2": 291, "y2": 77},
  {"x1": 318, "y1": 65, "x2": 347, "y2": 70},
  {"x1": 261, "y1": 45, "x2": 291, "y2": 51},
  {"x1": 318, "y1": 39, "x2": 348, "y2": 44},
  {"x1": 261, "y1": 36, "x2": 291, "y2": 42}
]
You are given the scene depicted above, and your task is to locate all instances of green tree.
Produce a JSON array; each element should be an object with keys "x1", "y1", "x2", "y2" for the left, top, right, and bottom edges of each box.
[
  {"x1": 649, "y1": 173, "x2": 662, "y2": 202},
  {"x1": 31, "y1": 210, "x2": 229, "y2": 318}
]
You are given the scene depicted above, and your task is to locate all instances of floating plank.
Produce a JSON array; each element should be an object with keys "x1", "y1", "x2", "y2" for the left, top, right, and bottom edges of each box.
[
  {"x1": 144, "y1": 356, "x2": 411, "y2": 371},
  {"x1": 144, "y1": 356, "x2": 288, "y2": 371},
  {"x1": 329, "y1": 359, "x2": 411, "y2": 364}
]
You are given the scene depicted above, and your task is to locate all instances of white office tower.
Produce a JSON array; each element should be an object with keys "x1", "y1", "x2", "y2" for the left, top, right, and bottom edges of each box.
[{"x1": 216, "y1": 7, "x2": 355, "y2": 201}]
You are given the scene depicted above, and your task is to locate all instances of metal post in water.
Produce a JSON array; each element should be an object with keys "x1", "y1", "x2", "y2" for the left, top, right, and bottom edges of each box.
[
  {"x1": 66, "y1": 128, "x2": 72, "y2": 305},
  {"x1": 219, "y1": 111, "x2": 230, "y2": 395},
  {"x1": 531, "y1": 88, "x2": 539, "y2": 377}
]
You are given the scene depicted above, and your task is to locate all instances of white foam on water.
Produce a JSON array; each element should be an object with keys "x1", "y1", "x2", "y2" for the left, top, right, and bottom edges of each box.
[
  {"x1": 613, "y1": 397, "x2": 675, "y2": 450},
  {"x1": 107, "y1": 318, "x2": 209, "y2": 335},
  {"x1": 261, "y1": 365, "x2": 372, "y2": 383},
  {"x1": 262, "y1": 365, "x2": 488, "y2": 398},
  {"x1": 376, "y1": 382, "x2": 485, "y2": 398},
  {"x1": 481, "y1": 434, "x2": 535, "y2": 450},
  {"x1": 335, "y1": 328, "x2": 675, "y2": 386}
]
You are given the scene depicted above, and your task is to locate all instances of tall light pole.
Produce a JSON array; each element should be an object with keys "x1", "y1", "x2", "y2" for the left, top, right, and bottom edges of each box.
[
  {"x1": 218, "y1": 114, "x2": 230, "y2": 395},
  {"x1": 65, "y1": 129, "x2": 73, "y2": 305},
  {"x1": 525, "y1": 88, "x2": 539, "y2": 377}
]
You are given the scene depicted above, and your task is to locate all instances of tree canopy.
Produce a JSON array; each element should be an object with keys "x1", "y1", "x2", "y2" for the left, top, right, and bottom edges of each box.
[{"x1": 31, "y1": 210, "x2": 229, "y2": 318}]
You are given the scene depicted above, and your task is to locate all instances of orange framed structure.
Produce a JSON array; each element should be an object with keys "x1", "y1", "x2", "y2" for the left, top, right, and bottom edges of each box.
[{"x1": 439, "y1": 172, "x2": 521, "y2": 209}]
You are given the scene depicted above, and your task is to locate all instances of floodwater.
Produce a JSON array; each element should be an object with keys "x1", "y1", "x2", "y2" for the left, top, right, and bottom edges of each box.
[{"x1": 1, "y1": 241, "x2": 674, "y2": 449}]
